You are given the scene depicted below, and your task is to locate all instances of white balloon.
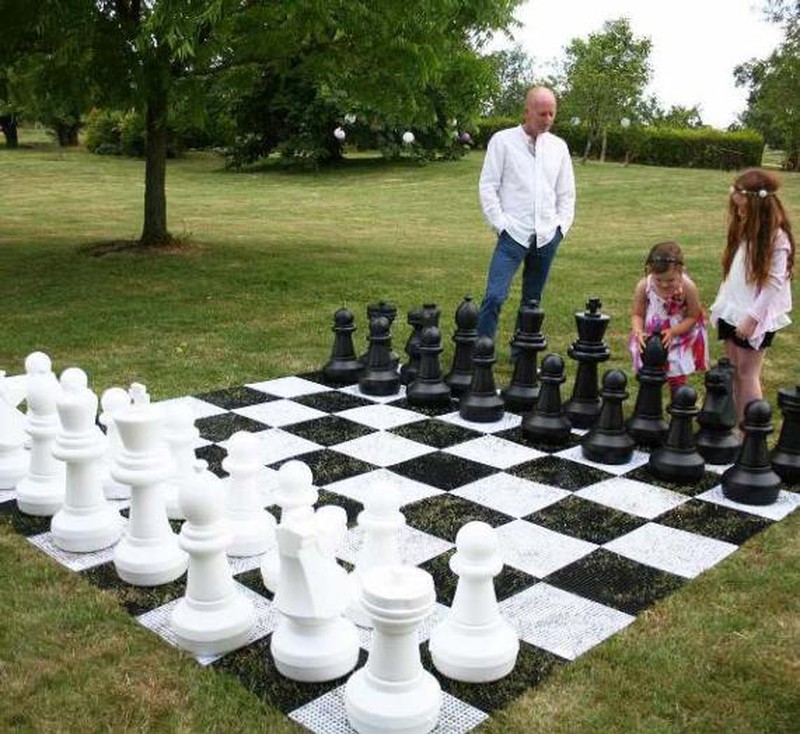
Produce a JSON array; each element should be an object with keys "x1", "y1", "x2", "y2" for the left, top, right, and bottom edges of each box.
[{"x1": 402, "y1": 131, "x2": 415, "y2": 144}]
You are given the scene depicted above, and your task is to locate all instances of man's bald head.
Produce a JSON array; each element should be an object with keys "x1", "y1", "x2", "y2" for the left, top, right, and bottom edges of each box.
[{"x1": 523, "y1": 86, "x2": 557, "y2": 138}]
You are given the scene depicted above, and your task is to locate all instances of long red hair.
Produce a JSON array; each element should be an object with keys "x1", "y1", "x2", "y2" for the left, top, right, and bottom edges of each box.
[{"x1": 723, "y1": 168, "x2": 795, "y2": 288}]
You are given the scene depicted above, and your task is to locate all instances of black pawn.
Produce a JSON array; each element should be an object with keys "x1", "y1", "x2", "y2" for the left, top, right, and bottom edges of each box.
[
  {"x1": 771, "y1": 385, "x2": 800, "y2": 484},
  {"x1": 648, "y1": 386, "x2": 705, "y2": 482},
  {"x1": 421, "y1": 302, "x2": 441, "y2": 328},
  {"x1": 445, "y1": 295, "x2": 478, "y2": 398},
  {"x1": 399, "y1": 308, "x2": 424, "y2": 386},
  {"x1": 564, "y1": 297, "x2": 611, "y2": 429},
  {"x1": 522, "y1": 354, "x2": 572, "y2": 446},
  {"x1": 582, "y1": 369, "x2": 635, "y2": 465},
  {"x1": 406, "y1": 326, "x2": 452, "y2": 408},
  {"x1": 695, "y1": 363, "x2": 739, "y2": 465},
  {"x1": 323, "y1": 308, "x2": 363, "y2": 383},
  {"x1": 358, "y1": 316, "x2": 400, "y2": 396},
  {"x1": 627, "y1": 333, "x2": 668, "y2": 447},
  {"x1": 723, "y1": 399, "x2": 781, "y2": 505},
  {"x1": 360, "y1": 300, "x2": 399, "y2": 366},
  {"x1": 459, "y1": 336, "x2": 504, "y2": 423},
  {"x1": 502, "y1": 300, "x2": 547, "y2": 413}
]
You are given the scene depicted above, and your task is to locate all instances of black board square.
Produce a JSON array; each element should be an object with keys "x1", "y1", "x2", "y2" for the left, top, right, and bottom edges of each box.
[
  {"x1": 623, "y1": 464, "x2": 722, "y2": 496},
  {"x1": 195, "y1": 444, "x2": 229, "y2": 478},
  {"x1": 389, "y1": 419, "x2": 483, "y2": 449},
  {"x1": 316, "y1": 489, "x2": 364, "y2": 527},
  {"x1": 292, "y1": 390, "x2": 373, "y2": 413},
  {"x1": 494, "y1": 425, "x2": 581, "y2": 453},
  {"x1": 508, "y1": 455, "x2": 612, "y2": 491},
  {"x1": 523, "y1": 494, "x2": 647, "y2": 545},
  {"x1": 296, "y1": 370, "x2": 359, "y2": 389},
  {"x1": 194, "y1": 412, "x2": 270, "y2": 442},
  {"x1": 193, "y1": 386, "x2": 277, "y2": 410},
  {"x1": 212, "y1": 634, "x2": 368, "y2": 714},
  {"x1": 390, "y1": 451, "x2": 498, "y2": 491},
  {"x1": 233, "y1": 567, "x2": 273, "y2": 601},
  {"x1": 271, "y1": 449, "x2": 377, "y2": 487},
  {"x1": 385, "y1": 398, "x2": 457, "y2": 417},
  {"x1": 0, "y1": 501, "x2": 52, "y2": 537},
  {"x1": 421, "y1": 640, "x2": 563, "y2": 714},
  {"x1": 654, "y1": 499, "x2": 773, "y2": 545},
  {"x1": 80, "y1": 561, "x2": 187, "y2": 616},
  {"x1": 420, "y1": 548, "x2": 537, "y2": 606},
  {"x1": 281, "y1": 415, "x2": 376, "y2": 447},
  {"x1": 403, "y1": 494, "x2": 514, "y2": 543},
  {"x1": 545, "y1": 548, "x2": 686, "y2": 615}
]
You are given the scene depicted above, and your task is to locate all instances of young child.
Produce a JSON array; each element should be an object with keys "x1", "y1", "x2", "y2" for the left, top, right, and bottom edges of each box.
[
  {"x1": 629, "y1": 240, "x2": 709, "y2": 394},
  {"x1": 710, "y1": 168, "x2": 795, "y2": 424}
]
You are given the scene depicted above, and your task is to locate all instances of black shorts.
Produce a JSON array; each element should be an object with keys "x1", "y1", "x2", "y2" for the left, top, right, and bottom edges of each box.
[{"x1": 717, "y1": 319, "x2": 775, "y2": 350}]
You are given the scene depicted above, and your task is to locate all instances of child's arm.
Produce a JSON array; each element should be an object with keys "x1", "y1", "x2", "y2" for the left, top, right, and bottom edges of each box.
[
  {"x1": 662, "y1": 277, "x2": 701, "y2": 349},
  {"x1": 631, "y1": 278, "x2": 647, "y2": 348}
]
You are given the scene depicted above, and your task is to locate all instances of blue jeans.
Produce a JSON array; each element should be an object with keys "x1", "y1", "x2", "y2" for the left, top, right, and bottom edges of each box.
[{"x1": 477, "y1": 227, "x2": 563, "y2": 340}]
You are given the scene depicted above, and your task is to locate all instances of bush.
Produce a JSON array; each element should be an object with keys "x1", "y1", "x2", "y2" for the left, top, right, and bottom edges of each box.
[{"x1": 84, "y1": 109, "x2": 122, "y2": 154}]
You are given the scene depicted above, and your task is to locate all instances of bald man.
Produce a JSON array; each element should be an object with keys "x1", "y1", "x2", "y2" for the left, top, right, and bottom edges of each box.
[{"x1": 477, "y1": 86, "x2": 576, "y2": 342}]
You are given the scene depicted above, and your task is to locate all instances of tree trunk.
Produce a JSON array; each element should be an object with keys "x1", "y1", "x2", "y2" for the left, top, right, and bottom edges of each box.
[
  {"x1": 581, "y1": 132, "x2": 593, "y2": 164},
  {"x1": 600, "y1": 127, "x2": 608, "y2": 163},
  {"x1": 0, "y1": 115, "x2": 19, "y2": 148},
  {"x1": 140, "y1": 89, "x2": 169, "y2": 247},
  {"x1": 55, "y1": 122, "x2": 81, "y2": 147}
]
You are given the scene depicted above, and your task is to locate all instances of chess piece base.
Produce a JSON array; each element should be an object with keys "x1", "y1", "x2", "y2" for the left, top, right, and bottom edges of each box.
[
  {"x1": 695, "y1": 431, "x2": 740, "y2": 466},
  {"x1": 171, "y1": 592, "x2": 255, "y2": 656},
  {"x1": 770, "y1": 449, "x2": 800, "y2": 485},
  {"x1": 648, "y1": 450, "x2": 705, "y2": 483},
  {"x1": 626, "y1": 417, "x2": 668, "y2": 448},
  {"x1": 429, "y1": 618, "x2": 519, "y2": 683},
  {"x1": 227, "y1": 515, "x2": 276, "y2": 557},
  {"x1": 114, "y1": 536, "x2": 188, "y2": 586},
  {"x1": 0, "y1": 447, "x2": 29, "y2": 491},
  {"x1": 271, "y1": 616, "x2": 359, "y2": 682},
  {"x1": 459, "y1": 396, "x2": 504, "y2": 423},
  {"x1": 722, "y1": 466, "x2": 781, "y2": 506},
  {"x1": 581, "y1": 433, "x2": 635, "y2": 466},
  {"x1": 16, "y1": 471, "x2": 67, "y2": 516},
  {"x1": 51, "y1": 505, "x2": 123, "y2": 553}
]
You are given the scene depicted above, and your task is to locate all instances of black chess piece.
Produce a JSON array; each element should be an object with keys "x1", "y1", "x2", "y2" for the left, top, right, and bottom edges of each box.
[
  {"x1": 695, "y1": 362, "x2": 739, "y2": 465},
  {"x1": 582, "y1": 369, "x2": 635, "y2": 465},
  {"x1": 771, "y1": 385, "x2": 800, "y2": 484},
  {"x1": 399, "y1": 308, "x2": 424, "y2": 386},
  {"x1": 421, "y1": 302, "x2": 441, "y2": 328},
  {"x1": 722, "y1": 399, "x2": 781, "y2": 505},
  {"x1": 322, "y1": 308, "x2": 363, "y2": 383},
  {"x1": 358, "y1": 316, "x2": 400, "y2": 396},
  {"x1": 648, "y1": 385, "x2": 705, "y2": 482},
  {"x1": 459, "y1": 336, "x2": 504, "y2": 423},
  {"x1": 406, "y1": 326, "x2": 452, "y2": 408},
  {"x1": 444, "y1": 295, "x2": 478, "y2": 399},
  {"x1": 521, "y1": 353, "x2": 572, "y2": 445},
  {"x1": 502, "y1": 300, "x2": 547, "y2": 413},
  {"x1": 360, "y1": 300, "x2": 399, "y2": 366},
  {"x1": 626, "y1": 332, "x2": 668, "y2": 447},
  {"x1": 564, "y1": 297, "x2": 610, "y2": 429}
]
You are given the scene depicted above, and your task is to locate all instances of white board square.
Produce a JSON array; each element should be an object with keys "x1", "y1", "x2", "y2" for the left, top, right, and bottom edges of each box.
[
  {"x1": 452, "y1": 474, "x2": 570, "y2": 518},
  {"x1": 443, "y1": 435, "x2": 545, "y2": 469},
  {"x1": 575, "y1": 477, "x2": 689, "y2": 519}
]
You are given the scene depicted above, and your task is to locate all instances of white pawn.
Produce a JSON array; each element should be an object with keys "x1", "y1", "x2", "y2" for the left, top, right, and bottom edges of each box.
[
  {"x1": 0, "y1": 373, "x2": 28, "y2": 490},
  {"x1": 50, "y1": 368, "x2": 124, "y2": 552},
  {"x1": 223, "y1": 431, "x2": 276, "y2": 557},
  {"x1": 99, "y1": 387, "x2": 132, "y2": 500},
  {"x1": 270, "y1": 515, "x2": 359, "y2": 682},
  {"x1": 347, "y1": 482, "x2": 405, "y2": 628},
  {"x1": 162, "y1": 403, "x2": 203, "y2": 520},
  {"x1": 260, "y1": 460, "x2": 317, "y2": 593},
  {"x1": 170, "y1": 462, "x2": 255, "y2": 655},
  {"x1": 429, "y1": 521, "x2": 519, "y2": 683},
  {"x1": 16, "y1": 352, "x2": 66, "y2": 515},
  {"x1": 129, "y1": 382, "x2": 150, "y2": 405},
  {"x1": 112, "y1": 401, "x2": 188, "y2": 586},
  {"x1": 345, "y1": 566, "x2": 441, "y2": 734}
]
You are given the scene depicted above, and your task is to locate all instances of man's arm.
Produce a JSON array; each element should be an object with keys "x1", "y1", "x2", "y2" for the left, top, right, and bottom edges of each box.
[
  {"x1": 555, "y1": 143, "x2": 576, "y2": 235},
  {"x1": 478, "y1": 134, "x2": 508, "y2": 234}
]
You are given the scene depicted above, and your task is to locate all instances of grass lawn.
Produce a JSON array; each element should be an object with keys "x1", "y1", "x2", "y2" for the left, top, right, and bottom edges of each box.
[{"x1": 1, "y1": 135, "x2": 798, "y2": 732}]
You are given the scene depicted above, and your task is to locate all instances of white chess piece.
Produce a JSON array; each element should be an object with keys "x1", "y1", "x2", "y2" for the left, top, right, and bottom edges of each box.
[
  {"x1": 0, "y1": 373, "x2": 28, "y2": 490},
  {"x1": 99, "y1": 387, "x2": 132, "y2": 500},
  {"x1": 161, "y1": 403, "x2": 202, "y2": 520},
  {"x1": 129, "y1": 382, "x2": 150, "y2": 405},
  {"x1": 112, "y1": 401, "x2": 188, "y2": 586},
  {"x1": 270, "y1": 515, "x2": 359, "y2": 682},
  {"x1": 347, "y1": 482, "x2": 405, "y2": 628},
  {"x1": 170, "y1": 462, "x2": 255, "y2": 655},
  {"x1": 429, "y1": 521, "x2": 519, "y2": 682},
  {"x1": 223, "y1": 431, "x2": 276, "y2": 557},
  {"x1": 15, "y1": 352, "x2": 66, "y2": 515},
  {"x1": 50, "y1": 368, "x2": 124, "y2": 552},
  {"x1": 260, "y1": 460, "x2": 317, "y2": 593},
  {"x1": 345, "y1": 565, "x2": 441, "y2": 733}
]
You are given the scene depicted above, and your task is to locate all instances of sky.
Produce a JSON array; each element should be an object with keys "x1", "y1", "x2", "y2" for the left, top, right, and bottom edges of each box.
[{"x1": 495, "y1": 0, "x2": 784, "y2": 129}]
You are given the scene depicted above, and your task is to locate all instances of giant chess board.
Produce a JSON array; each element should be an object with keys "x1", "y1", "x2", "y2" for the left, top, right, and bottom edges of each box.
[{"x1": 3, "y1": 370, "x2": 799, "y2": 732}]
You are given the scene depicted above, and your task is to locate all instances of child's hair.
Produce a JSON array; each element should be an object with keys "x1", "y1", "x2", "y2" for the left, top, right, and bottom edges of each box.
[
  {"x1": 644, "y1": 241, "x2": 684, "y2": 275},
  {"x1": 724, "y1": 167, "x2": 796, "y2": 287}
]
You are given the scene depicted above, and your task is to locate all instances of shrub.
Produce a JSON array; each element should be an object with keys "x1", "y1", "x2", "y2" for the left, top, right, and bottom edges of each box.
[{"x1": 84, "y1": 108, "x2": 122, "y2": 154}]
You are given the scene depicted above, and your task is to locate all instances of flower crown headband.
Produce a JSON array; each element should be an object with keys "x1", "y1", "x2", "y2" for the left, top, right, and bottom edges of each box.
[{"x1": 730, "y1": 185, "x2": 773, "y2": 199}]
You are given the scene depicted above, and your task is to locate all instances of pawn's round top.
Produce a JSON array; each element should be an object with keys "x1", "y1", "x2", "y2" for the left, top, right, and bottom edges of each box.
[
  {"x1": 369, "y1": 315, "x2": 390, "y2": 336},
  {"x1": 180, "y1": 460, "x2": 221, "y2": 524},
  {"x1": 602, "y1": 369, "x2": 627, "y2": 393},
  {"x1": 278, "y1": 460, "x2": 314, "y2": 490},
  {"x1": 420, "y1": 326, "x2": 441, "y2": 347},
  {"x1": 227, "y1": 430, "x2": 260, "y2": 462},
  {"x1": 334, "y1": 307, "x2": 354, "y2": 327},
  {"x1": 672, "y1": 385, "x2": 697, "y2": 409},
  {"x1": 60, "y1": 367, "x2": 88, "y2": 392},
  {"x1": 642, "y1": 333, "x2": 668, "y2": 368},
  {"x1": 101, "y1": 387, "x2": 130, "y2": 414},
  {"x1": 456, "y1": 521, "x2": 496, "y2": 561},
  {"x1": 473, "y1": 335, "x2": 495, "y2": 358},
  {"x1": 364, "y1": 481, "x2": 400, "y2": 516},
  {"x1": 541, "y1": 353, "x2": 565, "y2": 377},
  {"x1": 744, "y1": 398, "x2": 772, "y2": 424},
  {"x1": 25, "y1": 351, "x2": 52, "y2": 375}
]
